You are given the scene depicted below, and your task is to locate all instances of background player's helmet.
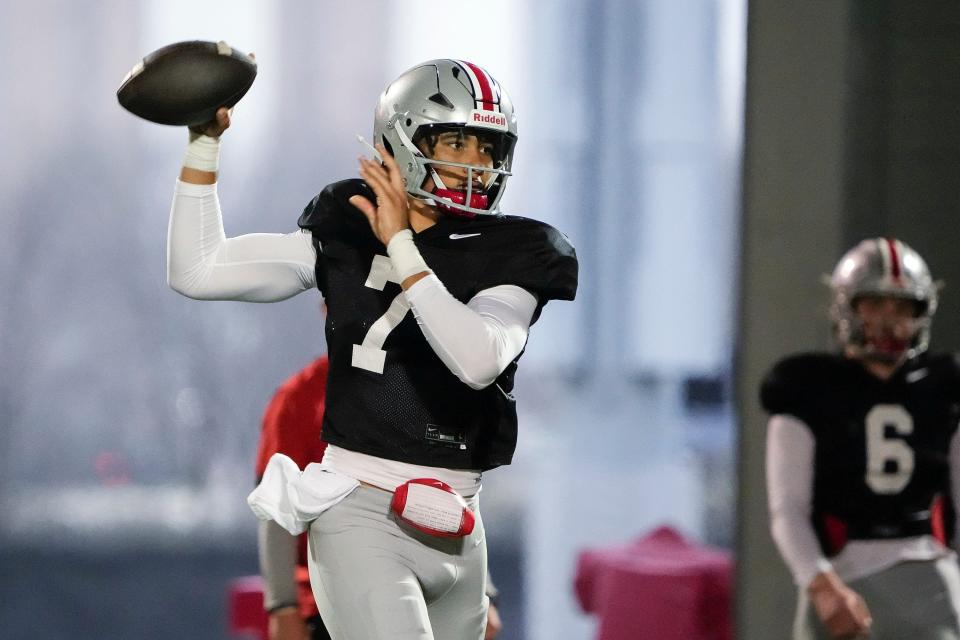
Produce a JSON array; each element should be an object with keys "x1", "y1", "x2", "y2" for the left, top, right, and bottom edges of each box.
[
  {"x1": 829, "y1": 238, "x2": 938, "y2": 361},
  {"x1": 373, "y1": 59, "x2": 518, "y2": 217}
]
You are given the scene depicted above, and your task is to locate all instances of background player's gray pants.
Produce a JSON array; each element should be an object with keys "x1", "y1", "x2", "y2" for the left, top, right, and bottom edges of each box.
[
  {"x1": 307, "y1": 484, "x2": 488, "y2": 640},
  {"x1": 794, "y1": 556, "x2": 960, "y2": 640}
]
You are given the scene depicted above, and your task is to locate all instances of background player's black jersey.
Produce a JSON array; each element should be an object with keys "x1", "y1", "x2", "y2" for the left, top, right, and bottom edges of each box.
[
  {"x1": 298, "y1": 179, "x2": 578, "y2": 471},
  {"x1": 761, "y1": 352, "x2": 960, "y2": 553}
]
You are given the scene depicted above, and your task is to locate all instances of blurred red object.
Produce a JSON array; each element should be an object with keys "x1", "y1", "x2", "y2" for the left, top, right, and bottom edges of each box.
[
  {"x1": 574, "y1": 525, "x2": 732, "y2": 640},
  {"x1": 227, "y1": 575, "x2": 268, "y2": 640},
  {"x1": 227, "y1": 567, "x2": 314, "y2": 639},
  {"x1": 93, "y1": 451, "x2": 131, "y2": 485}
]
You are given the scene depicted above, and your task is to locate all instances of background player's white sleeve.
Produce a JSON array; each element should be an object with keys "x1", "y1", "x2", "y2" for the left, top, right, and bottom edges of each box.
[
  {"x1": 950, "y1": 429, "x2": 960, "y2": 550},
  {"x1": 167, "y1": 180, "x2": 316, "y2": 301},
  {"x1": 257, "y1": 519, "x2": 299, "y2": 611},
  {"x1": 767, "y1": 413, "x2": 833, "y2": 588},
  {"x1": 404, "y1": 274, "x2": 536, "y2": 390}
]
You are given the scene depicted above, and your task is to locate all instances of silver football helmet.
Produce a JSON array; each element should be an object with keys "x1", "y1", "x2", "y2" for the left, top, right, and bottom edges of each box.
[
  {"x1": 373, "y1": 59, "x2": 518, "y2": 217},
  {"x1": 828, "y1": 238, "x2": 938, "y2": 362}
]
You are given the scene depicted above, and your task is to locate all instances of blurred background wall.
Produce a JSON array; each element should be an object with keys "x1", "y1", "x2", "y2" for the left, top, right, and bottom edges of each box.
[
  {"x1": 0, "y1": 1, "x2": 745, "y2": 639},
  {"x1": 738, "y1": 1, "x2": 960, "y2": 637}
]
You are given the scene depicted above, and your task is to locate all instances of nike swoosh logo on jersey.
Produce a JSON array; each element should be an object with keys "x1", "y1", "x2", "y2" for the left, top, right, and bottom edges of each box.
[
  {"x1": 905, "y1": 368, "x2": 929, "y2": 383},
  {"x1": 449, "y1": 233, "x2": 482, "y2": 240}
]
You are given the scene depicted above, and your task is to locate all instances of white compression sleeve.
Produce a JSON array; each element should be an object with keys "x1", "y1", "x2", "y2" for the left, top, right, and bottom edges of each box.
[
  {"x1": 258, "y1": 519, "x2": 300, "y2": 611},
  {"x1": 950, "y1": 430, "x2": 960, "y2": 552},
  {"x1": 404, "y1": 275, "x2": 537, "y2": 390},
  {"x1": 167, "y1": 180, "x2": 317, "y2": 301},
  {"x1": 766, "y1": 414, "x2": 833, "y2": 588}
]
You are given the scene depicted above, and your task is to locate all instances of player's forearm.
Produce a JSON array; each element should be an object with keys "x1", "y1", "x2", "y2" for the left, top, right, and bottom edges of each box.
[
  {"x1": 949, "y1": 429, "x2": 960, "y2": 551},
  {"x1": 180, "y1": 166, "x2": 217, "y2": 185},
  {"x1": 770, "y1": 510, "x2": 833, "y2": 588},
  {"x1": 258, "y1": 519, "x2": 300, "y2": 611},
  {"x1": 406, "y1": 276, "x2": 535, "y2": 390},
  {"x1": 767, "y1": 414, "x2": 832, "y2": 587},
  {"x1": 383, "y1": 229, "x2": 535, "y2": 388}
]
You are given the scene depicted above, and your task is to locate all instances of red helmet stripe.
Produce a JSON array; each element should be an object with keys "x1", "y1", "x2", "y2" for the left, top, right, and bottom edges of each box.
[
  {"x1": 886, "y1": 238, "x2": 903, "y2": 283},
  {"x1": 461, "y1": 61, "x2": 497, "y2": 111}
]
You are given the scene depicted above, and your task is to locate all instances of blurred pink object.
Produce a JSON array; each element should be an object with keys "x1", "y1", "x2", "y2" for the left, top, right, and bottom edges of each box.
[
  {"x1": 227, "y1": 575, "x2": 268, "y2": 640},
  {"x1": 574, "y1": 525, "x2": 732, "y2": 640}
]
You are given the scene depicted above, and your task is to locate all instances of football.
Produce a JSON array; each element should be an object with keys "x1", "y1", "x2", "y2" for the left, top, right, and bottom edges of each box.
[{"x1": 117, "y1": 40, "x2": 257, "y2": 127}]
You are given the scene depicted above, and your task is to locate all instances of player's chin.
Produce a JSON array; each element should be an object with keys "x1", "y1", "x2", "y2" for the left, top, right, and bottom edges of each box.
[{"x1": 862, "y1": 342, "x2": 908, "y2": 363}]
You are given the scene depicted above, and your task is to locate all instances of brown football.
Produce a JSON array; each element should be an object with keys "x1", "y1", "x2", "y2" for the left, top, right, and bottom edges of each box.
[{"x1": 117, "y1": 40, "x2": 257, "y2": 127}]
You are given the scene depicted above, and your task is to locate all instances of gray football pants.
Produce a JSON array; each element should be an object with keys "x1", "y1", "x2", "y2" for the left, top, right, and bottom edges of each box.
[
  {"x1": 306, "y1": 484, "x2": 488, "y2": 640},
  {"x1": 794, "y1": 556, "x2": 960, "y2": 640}
]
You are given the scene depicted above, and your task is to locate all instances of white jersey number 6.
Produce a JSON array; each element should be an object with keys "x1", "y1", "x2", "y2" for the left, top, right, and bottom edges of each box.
[{"x1": 864, "y1": 404, "x2": 915, "y2": 494}]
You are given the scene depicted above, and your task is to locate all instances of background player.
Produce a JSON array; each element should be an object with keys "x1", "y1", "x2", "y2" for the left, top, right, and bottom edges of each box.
[
  {"x1": 255, "y1": 355, "x2": 331, "y2": 640},
  {"x1": 168, "y1": 59, "x2": 576, "y2": 640},
  {"x1": 762, "y1": 238, "x2": 960, "y2": 639}
]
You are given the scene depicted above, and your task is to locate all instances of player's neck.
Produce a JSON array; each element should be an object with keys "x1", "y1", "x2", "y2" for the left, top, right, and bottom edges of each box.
[
  {"x1": 862, "y1": 360, "x2": 897, "y2": 380},
  {"x1": 408, "y1": 198, "x2": 440, "y2": 233},
  {"x1": 846, "y1": 349, "x2": 898, "y2": 381}
]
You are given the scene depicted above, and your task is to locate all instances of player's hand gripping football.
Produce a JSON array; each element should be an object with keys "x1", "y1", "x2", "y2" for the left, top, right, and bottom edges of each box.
[
  {"x1": 186, "y1": 53, "x2": 254, "y2": 138},
  {"x1": 807, "y1": 571, "x2": 872, "y2": 639},
  {"x1": 190, "y1": 106, "x2": 232, "y2": 138},
  {"x1": 350, "y1": 144, "x2": 411, "y2": 246}
]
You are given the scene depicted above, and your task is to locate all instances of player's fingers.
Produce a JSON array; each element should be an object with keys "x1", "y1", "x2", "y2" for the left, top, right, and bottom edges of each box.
[
  {"x1": 359, "y1": 158, "x2": 393, "y2": 200},
  {"x1": 348, "y1": 194, "x2": 376, "y2": 222},
  {"x1": 828, "y1": 604, "x2": 869, "y2": 638},
  {"x1": 216, "y1": 107, "x2": 231, "y2": 130},
  {"x1": 376, "y1": 141, "x2": 395, "y2": 163},
  {"x1": 188, "y1": 107, "x2": 228, "y2": 137},
  {"x1": 376, "y1": 143, "x2": 405, "y2": 191},
  {"x1": 359, "y1": 156, "x2": 389, "y2": 184},
  {"x1": 824, "y1": 610, "x2": 858, "y2": 638},
  {"x1": 850, "y1": 595, "x2": 872, "y2": 628}
]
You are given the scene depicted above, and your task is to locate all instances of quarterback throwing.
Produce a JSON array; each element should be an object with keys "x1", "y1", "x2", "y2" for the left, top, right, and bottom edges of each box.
[{"x1": 167, "y1": 59, "x2": 577, "y2": 640}]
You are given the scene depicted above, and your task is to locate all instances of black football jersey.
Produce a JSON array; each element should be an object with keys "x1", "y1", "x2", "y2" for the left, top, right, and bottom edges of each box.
[
  {"x1": 761, "y1": 352, "x2": 960, "y2": 553},
  {"x1": 297, "y1": 179, "x2": 578, "y2": 471}
]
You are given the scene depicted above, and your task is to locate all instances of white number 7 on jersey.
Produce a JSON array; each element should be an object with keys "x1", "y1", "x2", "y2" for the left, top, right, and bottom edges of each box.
[{"x1": 351, "y1": 255, "x2": 410, "y2": 374}]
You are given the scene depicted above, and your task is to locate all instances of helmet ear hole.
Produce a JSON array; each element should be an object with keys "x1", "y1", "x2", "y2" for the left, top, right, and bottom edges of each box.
[{"x1": 380, "y1": 136, "x2": 394, "y2": 158}]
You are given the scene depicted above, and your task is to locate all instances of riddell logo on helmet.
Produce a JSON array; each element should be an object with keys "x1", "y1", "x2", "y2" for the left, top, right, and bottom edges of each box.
[{"x1": 469, "y1": 109, "x2": 508, "y2": 131}]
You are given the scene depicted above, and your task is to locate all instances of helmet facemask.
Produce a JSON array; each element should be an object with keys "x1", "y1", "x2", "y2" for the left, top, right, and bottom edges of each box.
[
  {"x1": 407, "y1": 124, "x2": 515, "y2": 217},
  {"x1": 833, "y1": 293, "x2": 931, "y2": 364}
]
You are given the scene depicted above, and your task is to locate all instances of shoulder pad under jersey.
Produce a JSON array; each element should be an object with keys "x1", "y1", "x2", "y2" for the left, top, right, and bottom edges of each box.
[
  {"x1": 760, "y1": 352, "x2": 845, "y2": 416},
  {"x1": 297, "y1": 179, "x2": 376, "y2": 244},
  {"x1": 479, "y1": 215, "x2": 579, "y2": 304}
]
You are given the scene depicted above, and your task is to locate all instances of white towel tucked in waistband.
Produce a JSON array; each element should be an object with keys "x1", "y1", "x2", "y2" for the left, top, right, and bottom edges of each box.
[{"x1": 247, "y1": 453, "x2": 360, "y2": 535}]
